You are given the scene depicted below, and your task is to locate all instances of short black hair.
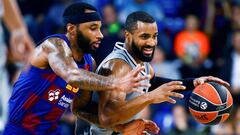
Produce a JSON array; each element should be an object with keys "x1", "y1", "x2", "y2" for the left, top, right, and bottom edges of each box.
[
  {"x1": 125, "y1": 11, "x2": 156, "y2": 33},
  {"x1": 63, "y1": 2, "x2": 97, "y2": 18}
]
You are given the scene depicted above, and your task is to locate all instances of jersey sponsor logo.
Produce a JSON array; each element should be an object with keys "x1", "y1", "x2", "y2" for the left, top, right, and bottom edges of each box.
[
  {"x1": 58, "y1": 95, "x2": 73, "y2": 108},
  {"x1": 66, "y1": 84, "x2": 79, "y2": 93},
  {"x1": 43, "y1": 85, "x2": 63, "y2": 104},
  {"x1": 48, "y1": 89, "x2": 60, "y2": 101}
]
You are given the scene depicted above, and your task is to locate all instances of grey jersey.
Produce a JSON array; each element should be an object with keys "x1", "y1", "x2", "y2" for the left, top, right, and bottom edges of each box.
[{"x1": 90, "y1": 42, "x2": 150, "y2": 135}]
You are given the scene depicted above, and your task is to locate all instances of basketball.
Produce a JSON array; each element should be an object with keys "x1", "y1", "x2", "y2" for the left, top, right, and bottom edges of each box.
[{"x1": 188, "y1": 82, "x2": 233, "y2": 125}]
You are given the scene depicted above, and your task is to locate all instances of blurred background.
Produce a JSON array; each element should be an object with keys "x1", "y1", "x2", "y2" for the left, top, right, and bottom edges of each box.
[{"x1": 1, "y1": 0, "x2": 240, "y2": 135}]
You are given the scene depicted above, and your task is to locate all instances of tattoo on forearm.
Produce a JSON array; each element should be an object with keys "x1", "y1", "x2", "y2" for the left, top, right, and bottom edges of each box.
[
  {"x1": 74, "y1": 70, "x2": 115, "y2": 91},
  {"x1": 47, "y1": 38, "x2": 116, "y2": 91}
]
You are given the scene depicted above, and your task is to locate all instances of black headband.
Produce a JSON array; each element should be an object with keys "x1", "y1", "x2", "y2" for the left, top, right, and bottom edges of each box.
[{"x1": 63, "y1": 12, "x2": 101, "y2": 25}]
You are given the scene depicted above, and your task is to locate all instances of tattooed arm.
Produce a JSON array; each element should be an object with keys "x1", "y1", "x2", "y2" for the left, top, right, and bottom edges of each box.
[{"x1": 31, "y1": 37, "x2": 148, "y2": 92}]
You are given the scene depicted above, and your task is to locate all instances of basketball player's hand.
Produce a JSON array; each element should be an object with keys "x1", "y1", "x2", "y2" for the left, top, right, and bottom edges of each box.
[
  {"x1": 116, "y1": 119, "x2": 160, "y2": 135},
  {"x1": 148, "y1": 81, "x2": 186, "y2": 104},
  {"x1": 194, "y1": 76, "x2": 230, "y2": 89},
  {"x1": 10, "y1": 29, "x2": 34, "y2": 62},
  {"x1": 114, "y1": 65, "x2": 151, "y2": 93}
]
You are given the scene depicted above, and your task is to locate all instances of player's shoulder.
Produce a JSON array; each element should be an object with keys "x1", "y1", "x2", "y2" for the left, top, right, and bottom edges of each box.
[
  {"x1": 105, "y1": 59, "x2": 131, "y2": 70},
  {"x1": 41, "y1": 37, "x2": 70, "y2": 53},
  {"x1": 99, "y1": 59, "x2": 132, "y2": 76}
]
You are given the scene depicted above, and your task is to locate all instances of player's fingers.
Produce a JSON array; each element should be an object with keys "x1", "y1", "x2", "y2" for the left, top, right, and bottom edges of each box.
[
  {"x1": 134, "y1": 75, "x2": 151, "y2": 82},
  {"x1": 167, "y1": 85, "x2": 186, "y2": 91},
  {"x1": 144, "y1": 121, "x2": 160, "y2": 134},
  {"x1": 167, "y1": 92, "x2": 184, "y2": 99},
  {"x1": 133, "y1": 82, "x2": 151, "y2": 88},
  {"x1": 137, "y1": 83, "x2": 151, "y2": 88},
  {"x1": 165, "y1": 81, "x2": 183, "y2": 86},
  {"x1": 195, "y1": 79, "x2": 204, "y2": 86},
  {"x1": 131, "y1": 65, "x2": 145, "y2": 77},
  {"x1": 166, "y1": 97, "x2": 176, "y2": 104},
  {"x1": 144, "y1": 127, "x2": 159, "y2": 134},
  {"x1": 207, "y1": 77, "x2": 230, "y2": 88},
  {"x1": 129, "y1": 88, "x2": 144, "y2": 94}
]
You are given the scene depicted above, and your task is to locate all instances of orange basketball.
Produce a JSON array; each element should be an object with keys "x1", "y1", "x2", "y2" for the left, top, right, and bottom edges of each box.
[{"x1": 188, "y1": 82, "x2": 233, "y2": 125}]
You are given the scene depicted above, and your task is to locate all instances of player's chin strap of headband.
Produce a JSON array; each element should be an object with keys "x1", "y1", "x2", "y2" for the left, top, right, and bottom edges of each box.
[{"x1": 63, "y1": 12, "x2": 101, "y2": 25}]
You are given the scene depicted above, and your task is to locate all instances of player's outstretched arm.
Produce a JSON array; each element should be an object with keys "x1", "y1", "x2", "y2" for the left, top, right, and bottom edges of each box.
[
  {"x1": 98, "y1": 60, "x2": 186, "y2": 128},
  {"x1": 148, "y1": 66, "x2": 230, "y2": 91},
  {"x1": 41, "y1": 38, "x2": 149, "y2": 92}
]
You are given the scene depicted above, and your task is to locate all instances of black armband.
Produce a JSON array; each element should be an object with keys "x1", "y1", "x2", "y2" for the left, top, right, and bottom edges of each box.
[{"x1": 149, "y1": 75, "x2": 195, "y2": 91}]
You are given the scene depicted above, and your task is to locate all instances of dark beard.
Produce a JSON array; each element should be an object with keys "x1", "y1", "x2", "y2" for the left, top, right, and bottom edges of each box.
[
  {"x1": 131, "y1": 40, "x2": 155, "y2": 62},
  {"x1": 76, "y1": 30, "x2": 96, "y2": 54}
]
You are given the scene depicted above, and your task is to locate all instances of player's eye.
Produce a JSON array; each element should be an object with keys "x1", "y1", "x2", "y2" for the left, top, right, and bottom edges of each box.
[
  {"x1": 140, "y1": 34, "x2": 150, "y2": 40},
  {"x1": 90, "y1": 27, "x2": 97, "y2": 31}
]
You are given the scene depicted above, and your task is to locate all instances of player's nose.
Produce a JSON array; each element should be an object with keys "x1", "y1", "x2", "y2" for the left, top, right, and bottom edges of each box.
[
  {"x1": 96, "y1": 30, "x2": 104, "y2": 40},
  {"x1": 146, "y1": 38, "x2": 156, "y2": 47}
]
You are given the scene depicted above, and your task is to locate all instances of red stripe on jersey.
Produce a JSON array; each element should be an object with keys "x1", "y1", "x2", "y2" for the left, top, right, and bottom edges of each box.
[
  {"x1": 42, "y1": 74, "x2": 57, "y2": 83},
  {"x1": 22, "y1": 93, "x2": 40, "y2": 110},
  {"x1": 44, "y1": 107, "x2": 64, "y2": 133},
  {"x1": 44, "y1": 107, "x2": 64, "y2": 123},
  {"x1": 21, "y1": 112, "x2": 41, "y2": 132}
]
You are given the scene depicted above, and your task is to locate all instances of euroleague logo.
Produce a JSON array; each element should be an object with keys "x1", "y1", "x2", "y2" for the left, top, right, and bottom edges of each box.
[
  {"x1": 48, "y1": 89, "x2": 61, "y2": 101},
  {"x1": 200, "y1": 102, "x2": 208, "y2": 110}
]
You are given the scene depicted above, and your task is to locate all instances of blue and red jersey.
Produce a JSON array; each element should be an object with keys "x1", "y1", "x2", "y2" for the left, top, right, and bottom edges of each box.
[{"x1": 4, "y1": 34, "x2": 93, "y2": 135}]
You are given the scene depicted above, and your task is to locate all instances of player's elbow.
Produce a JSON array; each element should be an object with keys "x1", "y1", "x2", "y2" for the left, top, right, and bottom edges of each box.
[
  {"x1": 99, "y1": 113, "x2": 113, "y2": 128},
  {"x1": 99, "y1": 112, "x2": 119, "y2": 128}
]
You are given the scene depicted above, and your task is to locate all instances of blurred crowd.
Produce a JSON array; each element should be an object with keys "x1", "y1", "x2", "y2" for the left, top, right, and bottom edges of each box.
[{"x1": 1, "y1": 0, "x2": 240, "y2": 135}]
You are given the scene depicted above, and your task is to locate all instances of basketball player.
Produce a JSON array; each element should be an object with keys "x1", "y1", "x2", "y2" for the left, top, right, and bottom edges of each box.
[
  {"x1": 73, "y1": 11, "x2": 230, "y2": 135},
  {"x1": 3, "y1": 3, "x2": 151, "y2": 135}
]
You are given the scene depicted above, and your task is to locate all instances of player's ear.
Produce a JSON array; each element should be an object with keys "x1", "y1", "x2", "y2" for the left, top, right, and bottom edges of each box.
[
  {"x1": 125, "y1": 30, "x2": 131, "y2": 41},
  {"x1": 67, "y1": 23, "x2": 77, "y2": 36}
]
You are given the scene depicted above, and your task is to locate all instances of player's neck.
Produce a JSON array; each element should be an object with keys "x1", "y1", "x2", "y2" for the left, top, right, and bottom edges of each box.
[
  {"x1": 72, "y1": 48, "x2": 84, "y2": 62},
  {"x1": 66, "y1": 33, "x2": 84, "y2": 62}
]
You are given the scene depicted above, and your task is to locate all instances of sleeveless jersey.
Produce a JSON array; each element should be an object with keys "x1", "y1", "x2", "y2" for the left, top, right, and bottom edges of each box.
[
  {"x1": 90, "y1": 42, "x2": 150, "y2": 135},
  {"x1": 4, "y1": 34, "x2": 93, "y2": 135}
]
